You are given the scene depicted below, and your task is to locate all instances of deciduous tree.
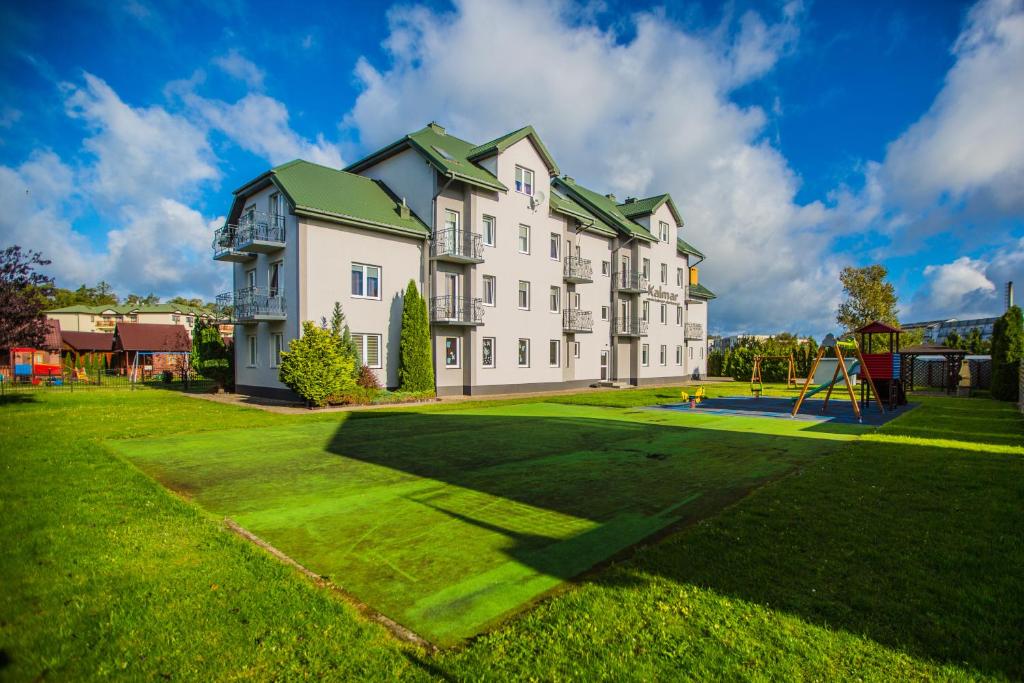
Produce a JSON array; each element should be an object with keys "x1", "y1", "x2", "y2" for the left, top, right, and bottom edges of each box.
[
  {"x1": 836, "y1": 265, "x2": 898, "y2": 333},
  {"x1": 0, "y1": 246, "x2": 55, "y2": 349}
]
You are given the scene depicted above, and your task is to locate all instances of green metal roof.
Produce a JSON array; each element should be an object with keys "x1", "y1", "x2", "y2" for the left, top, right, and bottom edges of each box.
[
  {"x1": 272, "y1": 160, "x2": 429, "y2": 238},
  {"x1": 618, "y1": 194, "x2": 684, "y2": 226},
  {"x1": 549, "y1": 189, "x2": 617, "y2": 237},
  {"x1": 676, "y1": 237, "x2": 705, "y2": 259},
  {"x1": 553, "y1": 177, "x2": 656, "y2": 242},
  {"x1": 467, "y1": 125, "x2": 560, "y2": 176},
  {"x1": 689, "y1": 283, "x2": 716, "y2": 300},
  {"x1": 344, "y1": 123, "x2": 507, "y2": 193}
]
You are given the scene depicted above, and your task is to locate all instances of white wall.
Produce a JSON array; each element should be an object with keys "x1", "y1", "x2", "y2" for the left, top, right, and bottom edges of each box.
[{"x1": 359, "y1": 147, "x2": 435, "y2": 229}]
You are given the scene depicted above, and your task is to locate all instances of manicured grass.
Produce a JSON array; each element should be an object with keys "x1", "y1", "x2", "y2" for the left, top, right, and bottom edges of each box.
[
  {"x1": 1, "y1": 386, "x2": 1021, "y2": 680},
  {"x1": 109, "y1": 395, "x2": 861, "y2": 645}
]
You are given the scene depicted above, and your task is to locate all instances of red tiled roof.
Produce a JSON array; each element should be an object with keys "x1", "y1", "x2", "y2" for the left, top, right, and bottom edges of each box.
[
  {"x1": 62, "y1": 330, "x2": 114, "y2": 352},
  {"x1": 42, "y1": 319, "x2": 62, "y2": 351},
  {"x1": 856, "y1": 320, "x2": 902, "y2": 334},
  {"x1": 113, "y1": 323, "x2": 191, "y2": 352}
]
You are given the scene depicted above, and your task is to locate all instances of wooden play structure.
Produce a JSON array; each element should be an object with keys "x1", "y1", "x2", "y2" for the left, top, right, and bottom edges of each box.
[
  {"x1": 750, "y1": 352, "x2": 797, "y2": 397},
  {"x1": 855, "y1": 321, "x2": 908, "y2": 409},
  {"x1": 791, "y1": 333, "x2": 885, "y2": 423}
]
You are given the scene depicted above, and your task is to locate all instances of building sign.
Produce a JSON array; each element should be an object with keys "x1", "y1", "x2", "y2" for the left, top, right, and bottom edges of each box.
[{"x1": 644, "y1": 285, "x2": 679, "y2": 303}]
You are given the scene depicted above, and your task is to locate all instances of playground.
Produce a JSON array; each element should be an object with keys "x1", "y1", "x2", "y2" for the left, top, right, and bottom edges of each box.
[{"x1": 659, "y1": 396, "x2": 914, "y2": 426}]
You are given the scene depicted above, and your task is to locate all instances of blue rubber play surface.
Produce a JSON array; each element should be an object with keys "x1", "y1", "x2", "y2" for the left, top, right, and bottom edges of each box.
[{"x1": 656, "y1": 396, "x2": 916, "y2": 426}]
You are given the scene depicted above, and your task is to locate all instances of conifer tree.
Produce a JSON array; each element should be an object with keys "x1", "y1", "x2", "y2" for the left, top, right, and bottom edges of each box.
[
  {"x1": 990, "y1": 305, "x2": 1023, "y2": 401},
  {"x1": 398, "y1": 280, "x2": 434, "y2": 392}
]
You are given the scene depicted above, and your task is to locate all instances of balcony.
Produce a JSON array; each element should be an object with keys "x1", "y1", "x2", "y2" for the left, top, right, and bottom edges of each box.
[
  {"x1": 614, "y1": 270, "x2": 646, "y2": 293},
  {"x1": 563, "y1": 256, "x2": 593, "y2": 283},
  {"x1": 236, "y1": 212, "x2": 286, "y2": 253},
  {"x1": 430, "y1": 295, "x2": 483, "y2": 326},
  {"x1": 612, "y1": 317, "x2": 648, "y2": 337},
  {"x1": 430, "y1": 229, "x2": 484, "y2": 264},
  {"x1": 212, "y1": 225, "x2": 252, "y2": 262},
  {"x1": 685, "y1": 322, "x2": 704, "y2": 340},
  {"x1": 217, "y1": 287, "x2": 286, "y2": 323},
  {"x1": 562, "y1": 309, "x2": 593, "y2": 334}
]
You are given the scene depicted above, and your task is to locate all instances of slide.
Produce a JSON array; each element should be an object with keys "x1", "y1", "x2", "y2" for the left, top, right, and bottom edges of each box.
[{"x1": 792, "y1": 361, "x2": 860, "y2": 402}]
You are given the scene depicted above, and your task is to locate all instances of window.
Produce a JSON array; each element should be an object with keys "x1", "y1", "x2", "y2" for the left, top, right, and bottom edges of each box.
[
  {"x1": 518, "y1": 338, "x2": 530, "y2": 367},
  {"x1": 549, "y1": 286, "x2": 560, "y2": 313},
  {"x1": 601, "y1": 305, "x2": 609, "y2": 321},
  {"x1": 352, "y1": 263, "x2": 381, "y2": 299},
  {"x1": 482, "y1": 275, "x2": 496, "y2": 306},
  {"x1": 483, "y1": 215, "x2": 496, "y2": 246},
  {"x1": 601, "y1": 260, "x2": 610, "y2": 276},
  {"x1": 677, "y1": 305, "x2": 683, "y2": 325},
  {"x1": 518, "y1": 224, "x2": 530, "y2": 254},
  {"x1": 660, "y1": 303, "x2": 667, "y2": 324},
  {"x1": 572, "y1": 292, "x2": 581, "y2": 309},
  {"x1": 676, "y1": 345, "x2": 683, "y2": 365},
  {"x1": 515, "y1": 165, "x2": 535, "y2": 195},
  {"x1": 247, "y1": 335, "x2": 257, "y2": 367},
  {"x1": 352, "y1": 333, "x2": 382, "y2": 368},
  {"x1": 659, "y1": 220, "x2": 670, "y2": 242},
  {"x1": 172, "y1": 314, "x2": 180, "y2": 324},
  {"x1": 518, "y1": 281, "x2": 530, "y2": 310},
  {"x1": 660, "y1": 263, "x2": 668, "y2": 284},
  {"x1": 246, "y1": 269, "x2": 256, "y2": 288},
  {"x1": 700, "y1": 346, "x2": 704, "y2": 359},
  {"x1": 444, "y1": 209, "x2": 459, "y2": 232},
  {"x1": 482, "y1": 337, "x2": 495, "y2": 368},
  {"x1": 642, "y1": 258, "x2": 650, "y2": 279},
  {"x1": 660, "y1": 344, "x2": 667, "y2": 366},
  {"x1": 549, "y1": 340, "x2": 560, "y2": 367},
  {"x1": 271, "y1": 333, "x2": 284, "y2": 368},
  {"x1": 641, "y1": 343, "x2": 649, "y2": 367},
  {"x1": 574, "y1": 341, "x2": 581, "y2": 359},
  {"x1": 677, "y1": 268, "x2": 685, "y2": 287},
  {"x1": 689, "y1": 346, "x2": 694, "y2": 359},
  {"x1": 269, "y1": 261, "x2": 283, "y2": 296},
  {"x1": 642, "y1": 301, "x2": 650, "y2": 321},
  {"x1": 550, "y1": 233, "x2": 560, "y2": 260},
  {"x1": 444, "y1": 337, "x2": 461, "y2": 369},
  {"x1": 270, "y1": 192, "x2": 285, "y2": 221}
]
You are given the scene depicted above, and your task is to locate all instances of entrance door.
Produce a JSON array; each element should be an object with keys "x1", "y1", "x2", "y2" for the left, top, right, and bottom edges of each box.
[{"x1": 600, "y1": 350, "x2": 608, "y2": 380}]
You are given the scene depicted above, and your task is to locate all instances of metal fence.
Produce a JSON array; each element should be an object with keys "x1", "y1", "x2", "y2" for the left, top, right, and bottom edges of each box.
[
  {"x1": 910, "y1": 358, "x2": 991, "y2": 390},
  {"x1": 0, "y1": 368, "x2": 217, "y2": 396}
]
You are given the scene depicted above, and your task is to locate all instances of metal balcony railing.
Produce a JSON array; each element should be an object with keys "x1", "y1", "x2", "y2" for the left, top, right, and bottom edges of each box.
[
  {"x1": 685, "y1": 322, "x2": 704, "y2": 340},
  {"x1": 611, "y1": 316, "x2": 648, "y2": 336},
  {"x1": 429, "y1": 295, "x2": 484, "y2": 325},
  {"x1": 562, "y1": 309, "x2": 593, "y2": 333},
  {"x1": 217, "y1": 287, "x2": 286, "y2": 322},
  {"x1": 212, "y1": 212, "x2": 286, "y2": 259},
  {"x1": 563, "y1": 256, "x2": 593, "y2": 283},
  {"x1": 614, "y1": 270, "x2": 646, "y2": 292},
  {"x1": 430, "y1": 229, "x2": 484, "y2": 262}
]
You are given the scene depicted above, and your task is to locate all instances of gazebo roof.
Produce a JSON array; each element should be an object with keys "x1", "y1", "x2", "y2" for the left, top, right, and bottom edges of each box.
[
  {"x1": 899, "y1": 343, "x2": 967, "y2": 355},
  {"x1": 856, "y1": 320, "x2": 902, "y2": 334}
]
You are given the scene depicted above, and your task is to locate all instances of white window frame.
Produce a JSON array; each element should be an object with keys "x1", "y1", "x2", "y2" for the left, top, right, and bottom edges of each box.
[
  {"x1": 444, "y1": 336, "x2": 461, "y2": 369},
  {"x1": 549, "y1": 286, "x2": 561, "y2": 313},
  {"x1": 549, "y1": 233, "x2": 560, "y2": 261},
  {"x1": 642, "y1": 301, "x2": 650, "y2": 322},
  {"x1": 518, "y1": 224, "x2": 531, "y2": 254},
  {"x1": 660, "y1": 263, "x2": 668, "y2": 284},
  {"x1": 642, "y1": 258, "x2": 650, "y2": 280},
  {"x1": 515, "y1": 165, "x2": 535, "y2": 196},
  {"x1": 660, "y1": 303, "x2": 667, "y2": 325},
  {"x1": 246, "y1": 268, "x2": 256, "y2": 289},
  {"x1": 601, "y1": 305, "x2": 609, "y2": 321},
  {"x1": 444, "y1": 208, "x2": 459, "y2": 232},
  {"x1": 601, "y1": 260, "x2": 610, "y2": 276},
  {"x1": 482, "y1": 337, "x2": 496, "y2": 369},
  {"x1": 247, "y1": 334, "x2": 257, "y2": 368},
  {"x1": 660, "y1": 220, "x2": 670, "y2": 242},
  {"x1": 518, "y1": 338, "x2": 530, "y2": 367},
  {"x1": 549, "y1": 340, "x2": 560, "y2": 368},
  {"x1": 482, "y1": 215, "x2": 496, "y2": 247},
  {"x1": 572, "y1": 292, "x2": 581, "y2": 309},
  {"x1": 677, "y1": 305, "x2": 683, "y2": 326},
  {"x1": 660, "y1": 344, "x2": 667, "y2": 366},
  {"x1": 518, "y1": 280, "x2": 530, "y2": 310},
  {"x1": 574, "y1": 341, "x2": 581, "y2": 359},
  {"x1": 270, "y1": 333, "x2": 283, "y2": 368},
  {"x1": 677, "y1": 268, "x2": 684, "y2": 287},
  {"x1": 676, "y1": 345, "x2": 683, "y2": 365},
  {"x1": 689, "y1": 346, "x2": 694, "y2": 359},
  {"x1": 641, "y1": 343, "x2": 649, "y2": 367},
  {"x1": 352, "y1": 263, "x2": 381, "y2": 300},
  {"x1": 352, "y1": 333, "x2": 383, "y2": 369},
  {"x1": 482, "y1": 275, "x2": 496, "y2": 307}
]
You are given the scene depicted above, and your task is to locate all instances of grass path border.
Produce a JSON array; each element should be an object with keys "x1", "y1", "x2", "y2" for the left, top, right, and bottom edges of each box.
[{"x1": 222, "y1": 517, "x2": 439, "y2": 653}]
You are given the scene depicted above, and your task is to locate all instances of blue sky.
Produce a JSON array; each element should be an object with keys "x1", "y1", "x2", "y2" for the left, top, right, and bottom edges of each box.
[{"x1": 2, "y1": 0, "x2": 1022, "y2": 337}]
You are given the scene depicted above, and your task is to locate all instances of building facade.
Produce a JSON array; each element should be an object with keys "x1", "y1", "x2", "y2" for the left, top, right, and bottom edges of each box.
[
  {"x1": 46, "y1": 304, "x2": 223, "y2": 338},
  {"x1": 215, "y1": 123, "x2": 715, "y2": 398}
]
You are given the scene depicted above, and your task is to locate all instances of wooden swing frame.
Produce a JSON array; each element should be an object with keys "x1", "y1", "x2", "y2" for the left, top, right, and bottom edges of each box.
[
  {"x1": 750, "y1": 352, "x2": 797, "y2": 397},
  {"x1": 791, "y1": 336, "x2": 885, "y2": 423}
]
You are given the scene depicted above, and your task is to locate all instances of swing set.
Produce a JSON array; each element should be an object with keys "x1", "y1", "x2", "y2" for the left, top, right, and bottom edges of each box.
[
  {"x1": 750, "y1": 352, "x2": 797, "y2": 397},
  {"x1": 790, "y1": 333, "x2": 885, "y2": 423}
]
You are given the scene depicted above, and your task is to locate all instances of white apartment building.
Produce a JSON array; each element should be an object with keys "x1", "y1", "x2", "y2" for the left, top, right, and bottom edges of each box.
[{"x1": 214, "y1": 123, "x2": 715, "y2": 398}]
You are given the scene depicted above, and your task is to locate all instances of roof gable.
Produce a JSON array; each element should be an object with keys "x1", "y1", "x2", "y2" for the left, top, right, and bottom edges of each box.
[
  {"x1": 676, "y1": 237, "x2": 705, "y2": 259},
  {"x1": 549, "y1": 188, "x2": 617, "y2": 237},
  {"x1": 553, "y1": 177, "x2": 656, "y2": 242},
  {"x1": 689, "y1": 283, "x2": 716, "y2": 300},
  {"x1": 618, "y1": 194, "x2": 684, "y2": 227},
  {"x1": 113, "y1": 323, "x2": 191, "y2": 352},
  {"x1": 467, "y1": 125, "x2": 560, "y2": 176}
]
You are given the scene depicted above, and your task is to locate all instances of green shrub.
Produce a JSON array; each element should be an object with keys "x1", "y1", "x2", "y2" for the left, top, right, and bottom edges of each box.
[
  {"x1": 990, "y1": 305, "x2": 1023, "y2": 402},
  {"x1": 356, "y1": 364, "x2": 382, "y2": 390},
  {"x1": 191, "y1": 319, "x2": 232, "y2": 388},
  {"x1": 398, "y1": 280, "x2": 434, "y2": 393},
  {"x1": 278, "y1": 321, "x2": 356, "y2": 407}
]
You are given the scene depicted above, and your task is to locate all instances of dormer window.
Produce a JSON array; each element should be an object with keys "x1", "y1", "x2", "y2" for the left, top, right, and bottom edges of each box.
[
  {"x1": 659, "y1": 221, "x2": 670, "y2": 242},
  {"x1": 515, "y1": 165, "x2": 535, "y2": 195}
]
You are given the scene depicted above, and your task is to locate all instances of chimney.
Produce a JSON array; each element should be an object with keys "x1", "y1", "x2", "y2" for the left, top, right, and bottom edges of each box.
[
  {"x1": 624, "y1": 197, "x2": 637, "y2": 204},
  {"x1": 563, "y1": 176, "x2": 575, "y2": 183},
  {"x1": 398, "y1": 197, "x2": 410, "y2": 219},
  {"x1": 428, "y1": 121, "x2": 446, "y2": 135},
  {"x1": 605, "y1": 193, "x2": 617, "y2": 201},
  {"x1": 1007, "y1": 281, "x2": 1015, "y2": 310}
]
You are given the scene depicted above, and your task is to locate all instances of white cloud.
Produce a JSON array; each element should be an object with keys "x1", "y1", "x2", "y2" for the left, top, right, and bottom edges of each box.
[
  {"x1": 213, "y1": 48, "x2": 265, "y2": 88},
  {"x1": 345, "y1": 0, "x2": 836, "y2": 335},
  {"x1": 909, "y1": 239, "x2": 1024, "y2": 320}
]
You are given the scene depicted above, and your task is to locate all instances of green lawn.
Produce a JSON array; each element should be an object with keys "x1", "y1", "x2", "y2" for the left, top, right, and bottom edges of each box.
[
  {"x1": 1, "y1": 386, "x2": 1022, "y2": 680},
  {"x1": 109, "y1": 396, "x2": 863, "y2": 645}
]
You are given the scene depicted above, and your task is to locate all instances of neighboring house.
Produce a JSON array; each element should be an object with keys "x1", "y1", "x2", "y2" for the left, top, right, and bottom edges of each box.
[
  {"x1": 214, "y1": 122, "x2": 715, "y2": 398},
  {"x1": 111, "y1": 323, "x2": 192, "y2": 377},
  {"x1": 46, "y1": 304, "x2": 221, "y2": 338},
  {"x1": 61, "y1": 331, "x2": 115, "y2": 367},
  {"x1": 901, "y1": 317, "x2": 997, "y2": 344}
]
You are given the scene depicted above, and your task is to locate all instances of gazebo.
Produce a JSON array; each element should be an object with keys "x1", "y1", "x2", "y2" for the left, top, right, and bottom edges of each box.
[{"x1": 899, "y1": 344, "x2": 968, "y2": 395}]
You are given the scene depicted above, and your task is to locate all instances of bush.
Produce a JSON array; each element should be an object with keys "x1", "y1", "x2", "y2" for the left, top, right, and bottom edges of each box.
[
  {"x1": 191, "y1": 319, "x2": 232, "y2": 389},
  {"x1": 399, "y1": 280, "x2": 434, "y2": 393},
  {"x1": 356, "y1": 364, "x2": 382, "y2": 390},
  {"x1": 278, "y1": 321, "x2": 356, "y2": 407},
  {"x1": 990, "y1": 305, "x2": 1023, "y2": 401}
]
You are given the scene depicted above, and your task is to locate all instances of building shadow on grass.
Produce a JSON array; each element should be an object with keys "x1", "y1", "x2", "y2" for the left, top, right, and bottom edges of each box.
[{"x1": 325, "y1": 405, "x2": 1023, "y2": 678}]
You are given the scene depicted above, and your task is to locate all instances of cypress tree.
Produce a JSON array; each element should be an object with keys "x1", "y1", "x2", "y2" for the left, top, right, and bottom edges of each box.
[
  {"x1": 398, "y1": 279, "x2": 435, "y2": 392},
  {"x1": 329, "y1": 301, "x2": 361, "y2": 381},
  {"x1": 990, "y1": 305, "x2": 1023, "y2": 401}
]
